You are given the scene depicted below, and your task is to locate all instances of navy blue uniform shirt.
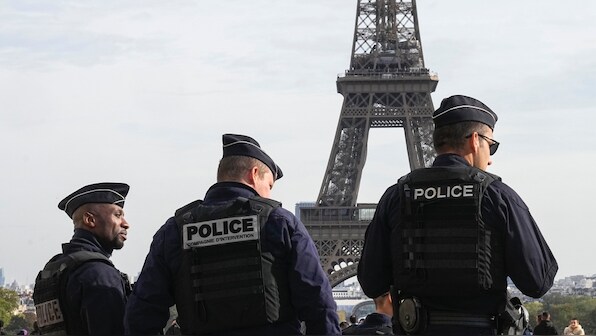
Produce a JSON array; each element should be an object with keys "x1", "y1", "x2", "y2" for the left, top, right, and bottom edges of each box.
[
  {"x1": 125, "y1": 182, "x2": 340, "y2": 335},
  {"x1": 342, "y1": 313, "x2": 393, "y2": 335},
  {"x1": 60, "y1": 229, "x2": 129, "y2": 335},
  {"x1": 358, "y1": 154, "x2": 558, "y2": 315}
]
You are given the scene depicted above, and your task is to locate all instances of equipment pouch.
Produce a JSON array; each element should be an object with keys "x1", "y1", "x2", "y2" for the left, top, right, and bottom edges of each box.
[
  {"x1": 397, "y1": 297, "x2": 427, "y2": 335},
  {"x1": 498, "y1": 295, "x2": 528, "y2": 335}
]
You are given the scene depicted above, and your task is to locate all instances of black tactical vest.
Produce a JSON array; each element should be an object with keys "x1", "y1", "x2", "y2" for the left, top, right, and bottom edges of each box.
[
  {"x1": 173, "y1": 196, "x2": 294, "y2": 334},
  {"x1": 392, "y1": 166, "x2": 504, "y2": 297},
  {"x1": 32, "y1": 251, "x2": 114, "y2": 335}
]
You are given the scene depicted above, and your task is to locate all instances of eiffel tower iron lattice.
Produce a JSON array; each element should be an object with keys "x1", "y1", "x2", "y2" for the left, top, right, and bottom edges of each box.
[{"x1": 300, "y1": 0, "x2": 439, "y2": 287}]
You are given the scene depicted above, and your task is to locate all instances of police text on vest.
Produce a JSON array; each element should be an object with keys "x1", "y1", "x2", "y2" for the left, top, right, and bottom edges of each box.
[
  {"x1": 413, "y1": 184, "x2": 474, "y2": 200},
  {"x1": 183, "y1": 215, "x2": 259, "y2": 249},
  {"x1": 35, "y1": 299, "x2": 64, "y2": 327}
]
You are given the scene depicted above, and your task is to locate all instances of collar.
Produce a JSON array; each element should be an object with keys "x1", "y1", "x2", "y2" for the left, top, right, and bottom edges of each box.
[
  {"x1": 204, "y1": 182, "x2": 258, "y2": 204},
  {"x1": 361, "y1": 312, "x2": 392, "y2": 327},
  {"x1": 62, "y1": 228, "x2": 112, "y2": 257},
  {"x1": 432, "y1": 153, "x2": 472, "y2": 168}
]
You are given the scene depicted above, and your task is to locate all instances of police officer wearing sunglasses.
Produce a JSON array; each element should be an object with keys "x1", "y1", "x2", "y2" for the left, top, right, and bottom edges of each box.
[{"x1": 358, "y1": 95, "x2": 558, "y2": 335}]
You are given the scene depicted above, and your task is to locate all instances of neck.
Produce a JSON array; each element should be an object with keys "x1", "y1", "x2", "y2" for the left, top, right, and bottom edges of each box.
[{"x1": 437, "y1": 150, "x2": 474, "y2": 166}]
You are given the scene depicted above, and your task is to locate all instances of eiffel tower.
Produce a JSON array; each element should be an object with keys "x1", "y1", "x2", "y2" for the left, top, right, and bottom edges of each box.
[{"x1": 299, "y1": 0, "x2": 438, "y2": 287}]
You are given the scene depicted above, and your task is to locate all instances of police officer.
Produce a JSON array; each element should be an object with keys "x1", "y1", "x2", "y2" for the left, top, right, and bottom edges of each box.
[
  {"x1": 33, "y1": 182, "x2": 132, "y2": 335},
  {"x1": 342, "y1": 292, "x2": 393, "y2": 335},
  {"x1": 124, "y1": 134, "x2": 340, "y2": 335},
  {"x1": 358, "y1": 95, "x2": 558, "y2": 335}
]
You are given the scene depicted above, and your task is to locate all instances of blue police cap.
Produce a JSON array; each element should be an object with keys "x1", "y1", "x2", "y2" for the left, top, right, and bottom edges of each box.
[
  {"x1": 222, "y1": 134, "x2": 283, "y2": 180},
  {"x1": 58, "y1": 182, "x2": 130, "y2": 218},
  {"x1": 433, "y1": 95, "x2": 498, "y2": 129}
]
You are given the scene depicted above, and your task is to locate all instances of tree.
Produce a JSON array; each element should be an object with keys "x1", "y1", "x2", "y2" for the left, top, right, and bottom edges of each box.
[
  {"x1": 525, "y1": 301, "x2": 545, "y2": 327},
  {"x1": 6, "y1": 314, "x2": 28, "y2": 334},
  {"x1": 526, "y1": 294, "x2": 596, "y2": 335},
  {"x1": 0, "y1": 287, "x2": 19, "y2": 327}
]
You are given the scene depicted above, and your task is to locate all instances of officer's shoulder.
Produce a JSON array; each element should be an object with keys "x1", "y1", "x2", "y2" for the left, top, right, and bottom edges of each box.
[
  {"x1": 69, "y1": 258, "x2": 122, "y2": 285},
  {"x1": 341, "y1": 325, "x2": 358, "y2": 335},
  {"x1": 266, "y1": 204, "x2": 294, "y2": 220},
  {"x1": 486, "y1": 178, "x2": 531, "y2": 210},
  {"x1": 74, "y1": 257, "x2": 116, "y2": 272}
]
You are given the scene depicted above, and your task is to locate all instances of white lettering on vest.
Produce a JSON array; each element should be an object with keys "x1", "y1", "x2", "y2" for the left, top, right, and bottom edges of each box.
[
  {"x1": 413, "y1": 184, "x2": 474, "y2": 200},
  {"x1": 35, "y1": 299, "x2": 64, "y2": 328},
  {"x1": 183, "y1": 215, "x2": 259, "y2": 249}
]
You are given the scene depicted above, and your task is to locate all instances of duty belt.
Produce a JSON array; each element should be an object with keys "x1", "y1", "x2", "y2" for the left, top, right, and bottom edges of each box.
[{"x1": 429, "y1": 311, "x2": 495, "y2": 328}]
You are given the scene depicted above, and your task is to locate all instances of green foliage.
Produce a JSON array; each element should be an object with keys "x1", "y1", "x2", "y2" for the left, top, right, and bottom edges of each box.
[
  {"x1": 6, "y1": 314, "x2": 28, "y2": 333},
  {"x1": 0, "y1": 287, "x2": 19, "y2": 327},
  {"x1": 525, "y1": 300, "x2": 544, "y2": 324},
  {"x1": 5, "y1": 312, "x2": 37, "y2": 334},
  {"x1": 525, "y1": 294, "x2": 596, "y2": 335}
]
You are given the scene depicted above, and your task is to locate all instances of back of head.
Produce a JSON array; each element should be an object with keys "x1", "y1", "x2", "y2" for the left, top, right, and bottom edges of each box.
[
  {"x1": 433, "y1": 121, "x2": 487, "y2": 154},
  {"x1": 432, "y1": 95, "x2": 498, "y2": 154},
  {"x1": 218, "y1": 156, "x2": 267, "y2": 182},
  {"x1": 373, "y1": 292, "x2": 393, "y2": 317}
]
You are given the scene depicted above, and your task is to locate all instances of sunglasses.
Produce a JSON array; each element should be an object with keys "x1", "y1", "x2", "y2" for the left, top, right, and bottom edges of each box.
[{"x1": 466, "y1": 133, "x2": 500, "y2": 155}]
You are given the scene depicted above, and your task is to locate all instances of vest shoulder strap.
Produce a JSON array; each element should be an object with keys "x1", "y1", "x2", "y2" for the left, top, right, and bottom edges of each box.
[
  {"x1": 246, "y1": 196, "x2": 281, "y2": 229},
  {"x1": 399, "y1": 166, "x2": 500, "y2": 193},
  {"x1": 173, "y1": 196, "x2": 281, "y2": 225},
  {"x1": 174, "y1": 199, "x2": 204, "y2": 225},
  {"x1": 40, "y1": 251, "x2": 112, "y2": 278}
]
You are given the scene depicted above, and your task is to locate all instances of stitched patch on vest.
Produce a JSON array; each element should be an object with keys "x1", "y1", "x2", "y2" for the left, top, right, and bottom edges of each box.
[
  {"x1": 183, "y1": 215, "x2": 259, "y2": 249},
  {"x1": 35, "y1": 299, "x2": 64, "y2": 327}
]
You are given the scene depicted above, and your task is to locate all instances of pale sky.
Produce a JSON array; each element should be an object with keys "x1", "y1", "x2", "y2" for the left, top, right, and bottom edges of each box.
[{"x1": 1, "y1": 0, "x2": 595, "y2": 286}]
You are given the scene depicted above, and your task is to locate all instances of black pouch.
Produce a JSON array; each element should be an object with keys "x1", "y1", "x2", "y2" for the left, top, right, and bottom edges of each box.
[
  {"x1": 395, "y1": 296, "x2": 427, "y2": 335},
  {"x1": 498, "y1": 295, "x2": 528, "y2": 335}
]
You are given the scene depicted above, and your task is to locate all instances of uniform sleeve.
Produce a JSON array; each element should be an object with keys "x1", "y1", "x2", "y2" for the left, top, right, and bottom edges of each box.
[
  {"x1": 124, "y1": 218, "x2": 179, "y2": 335},
  {"x1": 491, "y1": 181, "x2": 558, "y2": 298},
  {"x1": 276, "y1": 211, "x2": 341, "y2": 335},
  {"x1": 70, "y1": 262, "x2": 127, "y2": 335},
  {"x1": 358, "y1": 185, "x2": 398, "y2": 299}
]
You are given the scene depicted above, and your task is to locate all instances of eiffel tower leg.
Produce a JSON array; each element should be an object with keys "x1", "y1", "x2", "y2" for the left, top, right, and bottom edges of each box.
[
  {"x1": 317, "y1": 117, "x2": 370, "y2": 208},
  {"x1": 301, "y1": 0, "x2": 439, "y2": 288}
]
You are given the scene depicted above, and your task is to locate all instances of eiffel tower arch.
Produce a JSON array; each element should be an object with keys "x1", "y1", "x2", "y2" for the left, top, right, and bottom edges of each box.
[{"x1": 300, "y1": 0, "x2": 438, "y2": 288}]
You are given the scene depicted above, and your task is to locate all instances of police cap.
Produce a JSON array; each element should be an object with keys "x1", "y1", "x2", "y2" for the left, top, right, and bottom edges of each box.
[
  {"x1": 433, "y1": 95, "x2": 498, "y2": 129},
  {"x1": 222, "y1": 134, "x2": 283, "y2": 180},
  {"x1": 58, "y1": 182, "x2": 130, "y2": 218}
]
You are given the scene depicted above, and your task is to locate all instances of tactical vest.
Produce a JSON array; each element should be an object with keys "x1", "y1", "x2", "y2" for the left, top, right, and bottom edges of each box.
[
  {"x1": 32, "y1": 251, "x2": 114, "y2": 335},
  {"x1": 392, "y1": 166, "x2": 504, "y2": 297},
  {"x1": 173, "y1": 196, "x2": 294, "y2": 334}
]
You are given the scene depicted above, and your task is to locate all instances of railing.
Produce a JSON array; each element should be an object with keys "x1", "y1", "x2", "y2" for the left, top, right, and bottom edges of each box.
[
  {"x1": 298, "y1": 204, "x2": 377, "y2": 223},
  {"x1": 338, "y1": 67, "x2": 438, "y2": 80}
]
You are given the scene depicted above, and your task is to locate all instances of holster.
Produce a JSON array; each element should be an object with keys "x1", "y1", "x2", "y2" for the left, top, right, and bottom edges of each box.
[{"x1": 392, "y1": 287, "x2": 428, "y2": 335}]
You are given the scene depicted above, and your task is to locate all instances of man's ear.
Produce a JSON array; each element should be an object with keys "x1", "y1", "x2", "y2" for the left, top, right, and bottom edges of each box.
[
  {"x1": 468, "y1": 132, "x2": 480, "y2": 154},
  {"x1": 82, "y1": 211, "x2": 96, "y2": 228},
  {"x1": 247, "y1": 166, "x2": 260, "y2": 185}
]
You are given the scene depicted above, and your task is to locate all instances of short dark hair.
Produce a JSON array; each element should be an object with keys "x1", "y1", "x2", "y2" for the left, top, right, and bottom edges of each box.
[
  {"x1": 217, "y1": 156, "x2": 268, "y2": 182},
  {"x1": 433, "y1": 121, "x2": 487, "y2": 153}
]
